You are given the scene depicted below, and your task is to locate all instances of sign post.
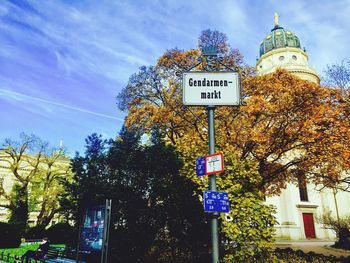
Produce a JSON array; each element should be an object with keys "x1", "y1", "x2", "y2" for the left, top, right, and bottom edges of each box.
[
  {"x1": 208, "y1": 105, "x2": 219, "y2": 263},
  {"x1": 182, "y1": 46, "x2": 241, "y2": 263}
]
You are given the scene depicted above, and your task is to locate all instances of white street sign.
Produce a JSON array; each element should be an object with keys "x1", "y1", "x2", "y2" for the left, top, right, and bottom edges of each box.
[
  {"x1": 182, "y1": 71, "x2": 240, "y2": 106},
  {"x1": 205, "y1": 153, "x2": 224, "y2": 175}
]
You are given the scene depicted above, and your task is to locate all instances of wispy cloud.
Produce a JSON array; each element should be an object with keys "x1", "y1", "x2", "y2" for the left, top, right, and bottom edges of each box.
[
  {"x1": 0, "y1": 0, "x2": 349, "y2": 153},
  {"x1": 0, "y1": 88, "x2": 124, "y2": 121}
]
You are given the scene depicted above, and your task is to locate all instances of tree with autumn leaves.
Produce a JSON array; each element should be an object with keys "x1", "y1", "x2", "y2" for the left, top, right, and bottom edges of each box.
[{"x1": 118, "y1": 30, "x2": 350, "y2": 260}]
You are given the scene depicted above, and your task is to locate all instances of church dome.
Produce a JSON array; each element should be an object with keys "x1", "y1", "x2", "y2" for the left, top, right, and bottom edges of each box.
[
  {"x1": 256, "y1": 13, "x2": 320, "y2": 84},
  {"x1": 259, "y1": 18, "x2": 302, "y2": 57}
]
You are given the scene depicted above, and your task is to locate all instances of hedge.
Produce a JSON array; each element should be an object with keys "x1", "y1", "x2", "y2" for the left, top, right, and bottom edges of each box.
[
  {"x1": 46, "y1": 223, "x2": 77, "y2": 245},
  {"x1": 0, "y1": 222, "x2": 22, "y2": 248}
]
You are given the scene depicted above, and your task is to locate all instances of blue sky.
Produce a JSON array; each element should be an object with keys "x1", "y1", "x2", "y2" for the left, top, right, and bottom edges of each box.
[{"x1": 0, "y1": 0, "x2": 349, "y2": 155}]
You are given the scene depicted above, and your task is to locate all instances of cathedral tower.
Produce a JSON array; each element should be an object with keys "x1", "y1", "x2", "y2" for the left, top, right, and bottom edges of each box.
[{"x1": 256, "y1": 13, "x2": 320, "y2": 84}]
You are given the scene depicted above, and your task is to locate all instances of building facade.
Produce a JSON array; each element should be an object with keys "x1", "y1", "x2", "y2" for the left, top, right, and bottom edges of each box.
[
  {"x1": 258, "y1": 14, "x2": 350, "y2": 240},
  {"x1": 0, "y1": 150, "x2": 70, "y2": 227}
]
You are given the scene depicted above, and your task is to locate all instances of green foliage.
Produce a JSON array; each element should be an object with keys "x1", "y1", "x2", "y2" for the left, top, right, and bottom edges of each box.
[
  {"x1": 108, "y1": 130, "x2": 210, "y2": 262},
  {"x1": 8, "y1": 184, "x2": 28, "y2": 228},
  {"x1": 0, "y1": 245, "x2": 68, "y2": 263},
  {"x1": 218, "y1": 159, "x2": 277, "y2": 262},
  {"x1": 69, "y1": 133, "x2": 110, "y2": 223},
  {"x1": 221, "y1": 193, "x2": 277, "y2": 262},
  {"x1": 24, "y1": 225, "x2": 46, "y2": 240},
  {"x1": 46, "y1": 223, "x2": 76, "y2": 246},
  {"x1": 181, "y1": 141, "x2": 277, "y2": 261},
  {"x1": 275, "y1": 247, "x2": 350, "y2": 262},
  {"x1": 65, "y1": 129, "x2": 210, "y2": 262},
  {"x1": 0, "y1": 222, "x2": 22, "y2": 248},
  {"x1": 0, "y1": 243, "x2": 39, "y2": 262}
]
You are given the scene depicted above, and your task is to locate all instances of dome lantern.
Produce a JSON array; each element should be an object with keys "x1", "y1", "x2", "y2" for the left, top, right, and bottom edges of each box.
[
  {"x1": 259, "y1": 14, "x2": 302, "y2": 57},
  {"x1": 256, "y1": 13, "x2": 320, "y2": 84}
]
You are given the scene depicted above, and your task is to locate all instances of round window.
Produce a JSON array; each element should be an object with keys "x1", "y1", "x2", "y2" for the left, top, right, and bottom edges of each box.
[
  {"x1": 292, "y1": 55, "x2": 297, "y2": 60},
  {"x1": 279, "y1": 56, "x2": 285, "y2": 61}
]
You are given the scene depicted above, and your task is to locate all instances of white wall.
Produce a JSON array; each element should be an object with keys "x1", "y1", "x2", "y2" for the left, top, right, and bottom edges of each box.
[{"x1": 266, "y1": 182, "x2": 350, "y2": 240}]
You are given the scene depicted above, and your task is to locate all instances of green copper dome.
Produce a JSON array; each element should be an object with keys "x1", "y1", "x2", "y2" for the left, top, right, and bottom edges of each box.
[{"x1": 259, "y1": 16, "x2": 302, "y2": 57}]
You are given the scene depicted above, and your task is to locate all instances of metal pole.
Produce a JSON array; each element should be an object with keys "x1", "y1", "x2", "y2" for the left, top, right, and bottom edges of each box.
[
  {"x1": 75, "y1": 225, "x2": 82, "y2": 263},
  {"x1": 101, "y1": 199, "x2": 112, "y2": 263},
  {"x1": 208, "y1": 106, "x2": 219, "y2": 263}
]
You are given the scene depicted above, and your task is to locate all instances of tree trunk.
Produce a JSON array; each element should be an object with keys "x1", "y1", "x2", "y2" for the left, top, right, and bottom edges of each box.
[{"x1": 36, "y1": 208, "x2": 57, "y2": 228}]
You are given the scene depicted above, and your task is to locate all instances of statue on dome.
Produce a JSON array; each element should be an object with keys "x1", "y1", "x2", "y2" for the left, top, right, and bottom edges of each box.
[{"x1": 274, "y1": 12, "x2": 279, "y2": 27}]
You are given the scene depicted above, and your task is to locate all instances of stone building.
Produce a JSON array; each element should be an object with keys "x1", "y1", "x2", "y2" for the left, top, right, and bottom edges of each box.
[{"x1": 258, "y1": 14, "x2": 350, "y2": 240}]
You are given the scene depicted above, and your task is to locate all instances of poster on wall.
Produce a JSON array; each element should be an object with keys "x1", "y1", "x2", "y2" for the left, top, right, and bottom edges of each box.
[{"x1": 80, "y1": 204, "x2": 105, "y2": 251}]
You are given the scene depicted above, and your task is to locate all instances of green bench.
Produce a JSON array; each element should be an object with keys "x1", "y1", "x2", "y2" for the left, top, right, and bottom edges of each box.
[{"x1": 42, "y1": 247, "x2": 84, "y2": 263}]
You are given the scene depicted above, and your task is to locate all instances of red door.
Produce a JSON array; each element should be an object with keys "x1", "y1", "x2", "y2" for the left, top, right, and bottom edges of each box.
[{"x1": 303, "y1": 213, "x2": 316, "y2": 238}]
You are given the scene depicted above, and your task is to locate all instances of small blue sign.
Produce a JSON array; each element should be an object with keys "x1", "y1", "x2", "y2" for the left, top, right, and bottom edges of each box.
[
  {"x1": 203, "y1": 190, "x2": 230, "y2": 213},
  {"x1": 196, "y1": 156, "x2": 206, "y2": 176}
]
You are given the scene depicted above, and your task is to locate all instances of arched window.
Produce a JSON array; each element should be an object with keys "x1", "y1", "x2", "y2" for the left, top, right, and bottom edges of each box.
[{"x1": 298, "y1": 175, "x2": 309, "y2": 202}]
